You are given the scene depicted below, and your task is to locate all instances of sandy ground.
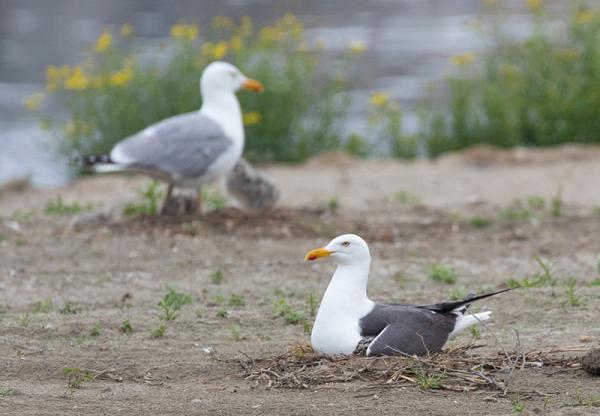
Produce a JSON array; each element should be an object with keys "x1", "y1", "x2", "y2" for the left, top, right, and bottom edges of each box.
[{"x1": 1, "y1": 145, "x2": 600, "y2": 415}]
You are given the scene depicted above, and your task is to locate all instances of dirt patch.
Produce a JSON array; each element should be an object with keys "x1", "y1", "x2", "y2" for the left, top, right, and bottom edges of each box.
[{"x1": 2, "y1": 148, "x2": 600, "y2": 415}]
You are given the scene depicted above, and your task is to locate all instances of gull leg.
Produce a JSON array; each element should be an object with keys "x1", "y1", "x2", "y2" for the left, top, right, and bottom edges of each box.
[
  {"x1": 196, "y1": 189, "x2": 203, "y2": 214},
  {"x1": 160, "y1": 183, "x2": 174, "y2": 215}
]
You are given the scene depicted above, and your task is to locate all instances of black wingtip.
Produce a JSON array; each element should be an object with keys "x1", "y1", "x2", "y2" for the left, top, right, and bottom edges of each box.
[
  {"x1": 418, "y1": 287, "x2": 513, "y2": 313},
  {"x1": 71, "y1": 154, "x2": 113, "y2": 166}
]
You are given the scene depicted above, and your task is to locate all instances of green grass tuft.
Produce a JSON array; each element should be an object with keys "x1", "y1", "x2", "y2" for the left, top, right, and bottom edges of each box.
[
  {"x1": 158, "y1": 287, "x2": 193, "y2": 321},
  {"x1": 210, "y1": 270, "x2": 224, "y2": 285},
  {"x1": 123, "y1": 181, "x2": 163, "y2": 216},
  {"x1": 428, "y1": 263, "x2": 457, "y2": 285},
  {"x1": 150, "y1": 324, "x2": 167, "y2": 338},
  {"x1": 44, "y1": 195, "x2": 91, "y2": 215},
  {"x1": 120, "y1": 320, "x2": 133, "y2": 334},
  {"x1": 468, "y1": 216, "x2": 493, "y2": 229},
  {"x1": 63, "y1": 367, "x2": 94, "y2": 389},
  {"x1": 89, "y1": 323, "x2": 102, "y2": 337}
]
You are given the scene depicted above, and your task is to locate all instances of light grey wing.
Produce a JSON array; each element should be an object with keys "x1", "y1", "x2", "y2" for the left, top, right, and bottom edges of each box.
[
  {"x1": 112, "y1": 112, "x2": 232, "y2": 178},
  {"x1": 361, "y1": 304, "x2": 456, "y2": 356}
]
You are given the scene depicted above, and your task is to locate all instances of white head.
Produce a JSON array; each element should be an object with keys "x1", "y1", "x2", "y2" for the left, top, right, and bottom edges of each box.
[
  {"x1": 304, "y1": 234, "x2": 371, "y2": 267},
  {"x1": 200, "y1": 61, "x2": 263, "y2": 99}
]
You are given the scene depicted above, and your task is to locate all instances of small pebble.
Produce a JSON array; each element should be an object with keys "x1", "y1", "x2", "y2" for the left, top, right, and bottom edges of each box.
[{"x1": 579, "y1": 335, "x2": 592, "y2": 343}]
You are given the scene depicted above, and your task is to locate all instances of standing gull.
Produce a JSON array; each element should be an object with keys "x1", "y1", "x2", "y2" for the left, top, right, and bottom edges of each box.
[
  {"x1": 81, "y1": 61, "x2": 264, "y2": 211},
  {"x1": 305, "y1": 234, "x2": 511, "y2": 356}
]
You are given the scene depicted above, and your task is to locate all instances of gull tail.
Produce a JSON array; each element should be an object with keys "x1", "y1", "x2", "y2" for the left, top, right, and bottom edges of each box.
[
  {"x1": 450, "y1": 311, "x2": 491, "y2": 336},
  {"x1": 72, "y1": 154, "x2": 128, "y2": 174},
  {"x1": 74, "y1": 154, "x2": 113, "y2": 166}
]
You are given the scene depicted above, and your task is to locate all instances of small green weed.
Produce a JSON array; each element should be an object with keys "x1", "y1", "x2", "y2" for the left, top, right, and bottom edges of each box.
[
  {"x1": 468, "y1": 216, "x2": 493, "y2": 229},
  {"x1": 216, "y1": 308, "x2": 228, "y2": 318},
  {"x1": 19, "y1": 313, "x2": 30, "y2": 328},
  {"x1": 150, "y1": 324, "x2": 167, "y2": 338},
  {"x1": 89, "y1": 323, "x2": 101, "y2": 337},
  {"x1": 227, "y1": 293, "x2": 246, "y2": 307},
  {"x1": 123, "y1": 181, "x2": 163, "y2": 216},
  {"x1": 210, "y1": 270, "x2": 224, "y2": 285},
  {"x1": 469, "y1": 325, "x2": 481, "y2": 340},
  {"x1": 511, "y1": 393, "x2": 525, "y2": 413},
  {"x1": 326, "y1": 197, "x2": 339, "y2": 212},
  {"x1": 273, "y1": 298, "x2": 307, "y2": 325},
  {"x1": 63, "y1": 367, "x2": 94, "y2": 390},
  {"x1": 563, "y1": 278, "x2": 582, "y2": 307},
  {"x1": 507, "y1": 256, "x2": 558, "y2": 288},
  {"x1": 428, "y1": 263, "x2": 457, "y2": 284},
  {"x1": 448, "y1": 286, "x2": 467, "y2": 301},
  {"x1": 307, "y1": 293, "x2": 318, "y2": 317},
  {"x1": 395, "y1": 191, "x2": 421, "y2": 204},
  {"x1": 45, "y1": 195, "x2": 90, "y2": 215},
  {"x1": 59, "y1": 302, "x2": 81, "y2": 315},
  {"x1": 10, "y1": 209, "x2": 37, "y2": 221},
  {"x1": 591, "y1": 278, "x2": 600, "y2": 286},
  {"x1": 33, "y1": 298, "x2": 53, "y2": 313},
  {"x1": 157, "y1": 287, "x2": 193, "y2": 321},
  {"x1": 120, "y1": 319, "x2": 133, "y2": 334},
  {"x1": 562, "y1": 389, "x2": 600, "y2": 408},
  {"x1": 0, "y1": 388, "x2": 12, "y2": 397},
  {"x1": 201, "y1": 187, "x2": 227, "y2": 210},
  {"x1": 414, "y1": 367, "x2": 446, "y2": 390},
  {"x1": 551, "y1": 188, "x2": 563, "y2": 217},
  {"x1": 230, "y1": 324, "x2": 242, "y2": 341}
]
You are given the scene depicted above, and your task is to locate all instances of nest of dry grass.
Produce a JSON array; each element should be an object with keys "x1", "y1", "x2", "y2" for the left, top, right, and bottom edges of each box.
[{"x1": 237, "y1": 343, "x2": 586, "y2": 395}]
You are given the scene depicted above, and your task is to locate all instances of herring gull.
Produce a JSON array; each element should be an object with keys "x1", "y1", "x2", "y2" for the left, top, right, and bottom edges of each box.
[
  {"x1": 305, "y1": 234, "x2": 511, "y2": 356},
  {"x1": 81, "y1": 61, "x2": 264, "y2": 211}
]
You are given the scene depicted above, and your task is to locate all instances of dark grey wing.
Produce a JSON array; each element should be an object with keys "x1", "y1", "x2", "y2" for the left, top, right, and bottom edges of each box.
[
  {"x1": 360, "y1": 304, "x2": 456, "y2": 357},
  {"x1": 111, "y1": 112, "x2": 232, "y2": 178}
]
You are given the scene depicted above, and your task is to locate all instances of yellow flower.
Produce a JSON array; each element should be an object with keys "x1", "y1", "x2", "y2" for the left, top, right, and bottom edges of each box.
[
  {"x1": 350, "y1": 41, "x2": 367, "y2": 55},
  {"x1": 240, "y1": 16, "x2": 253, "y2": 36},
  {"x1": 298, "y1": 42, "x2": 308, "y2": 52},
  {"x1": 109, "y1": 66, "x2": 134, "y2": 87},
  {"x1": 64, "y1": 120, "x2": 77, "y2": 138},
  {"x1": 576, "y1": 10, "x2": 593, "y2": 24},
  {"x1": 65, "y1": 66, "x2": 90, "y2": 90},
  {"x1": 369, "y1": 91, "x2": 390, "y2": 108},
  {"x1": 282, "y1": 13, "x2": 297, "y2": 26},
  {"x1": 556, "y1": 48, "x2": 580, "y2": 61},
  {"x1": 260, "y1": 26, "x2": 283, "y2": 42},
  {"x1": 170, "y1": 23, "x2": 198, "y2": 40},
  {"x1": 23, "y1": 92, "x2": 45, "y2": 111},
  {"x1": 46, "y1": 65, "x2": 62, "y2": 91},
  {"x1": 121, "y1": 22, "x2": 134, "y2": 38},
  {"x1": 213, "y1": 41, "x2": 228, "y2": 59},
  {"x1": 95, "y1": 30, "x2": 112, "y2": 52},
  {"x1": 527, "y1": 0, "x2": 542, "y2": 12},
  {"x1": 213, "y1": 16, "x2": 233, "y2": 29},
  {"x1": 230, "y1": 35, "x2": 242, "y2": 51},
  {"x1": 243, "y1": 112, "x2": 262, "y2": 125},
  {"x1": 499, "y1": 64, "x2": 519, "y2": 77},
  {"x1": 451, "y1": 51, "x2": 474, "y2": 66},
  {"x1": 201, "y1": 42, "x2": 214, "y2": 57},
  {"x1": 91, "y1": 75, "x2": 108, "y2": 89}
]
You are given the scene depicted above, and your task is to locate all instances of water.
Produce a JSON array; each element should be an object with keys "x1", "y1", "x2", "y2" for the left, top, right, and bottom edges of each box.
[{"x1": 0, "y1": 0, "x2": 574, "y2": 186}]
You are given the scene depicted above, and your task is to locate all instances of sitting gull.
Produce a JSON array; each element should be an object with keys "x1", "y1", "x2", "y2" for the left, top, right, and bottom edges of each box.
[
  {"x1": 81, "y1": 61, "x2": 264, "y2": 211},
  {"x1": 305, "y1": 234, "x2": 511, "y2": 356}
]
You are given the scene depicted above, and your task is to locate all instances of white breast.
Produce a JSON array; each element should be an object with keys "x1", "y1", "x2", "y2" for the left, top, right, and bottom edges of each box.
[{"x1": 310, "y1": 266, "x2": 375, "y2": 355}]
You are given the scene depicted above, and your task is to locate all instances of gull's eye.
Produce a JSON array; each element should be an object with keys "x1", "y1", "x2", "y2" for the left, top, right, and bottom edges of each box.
[{"x1": 341, "y1": 241, "x2": 350, "y2": 247}]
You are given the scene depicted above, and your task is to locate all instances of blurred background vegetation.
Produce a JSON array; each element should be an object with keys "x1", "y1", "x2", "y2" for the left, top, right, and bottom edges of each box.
[{"x1": 24, "y1": 1, "x2": 600, "y2": 172}]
